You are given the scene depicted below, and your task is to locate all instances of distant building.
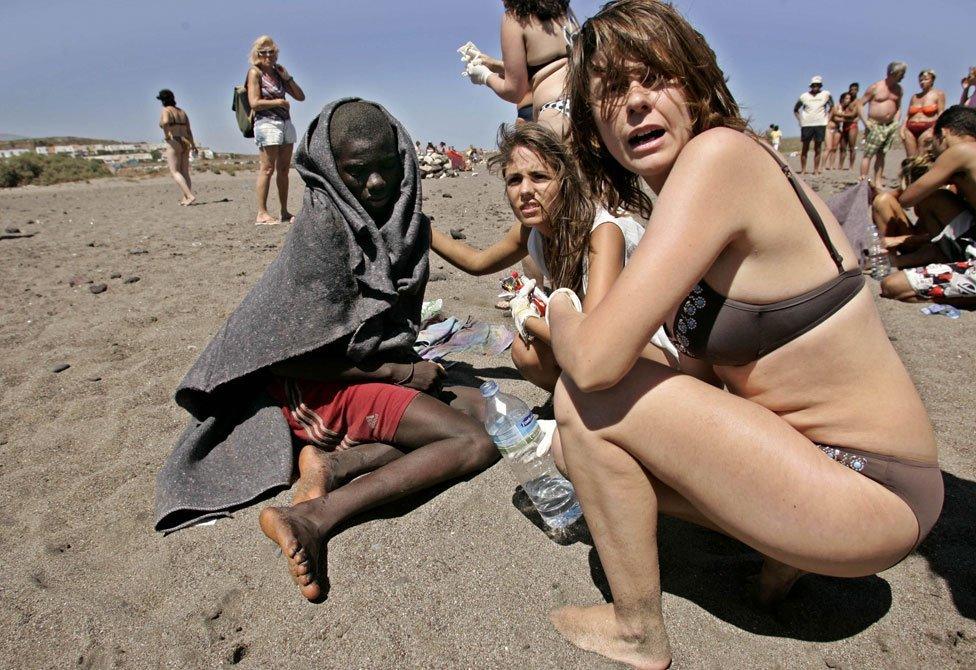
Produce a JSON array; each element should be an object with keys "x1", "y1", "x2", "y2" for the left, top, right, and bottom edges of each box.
[
  {"x1": 34, "y1": 146, "x2": 49, "y2": 155},
  {"x1": 0, "y1": 148, "x2": 31, "y2": 158}
]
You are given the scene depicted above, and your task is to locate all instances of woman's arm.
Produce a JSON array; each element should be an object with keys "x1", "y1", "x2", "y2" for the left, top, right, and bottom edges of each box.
[
  {"x1": 185, "y1": 115, "x2": 196, "y2": 148},
  {"x1": 581, "y1": 221, "x2": 626, "y2": 311},
  {"x1": 159, "y1": 109, "x2": 168, "y2": 130},
  {"x1": 276, "y1": 64, "x2": 305, "y2": 101},
  {"x1": 478, "y1": 53, "x2": 507, "y2": 75},
  {"x1": 548, "y1": 131, "x2": 746, "y2": 392},
  {"x1": 430, "y1": 222, "x2": 528, "y2": 275},
  {"x1": 246, "y1": 67, "x2": 288, "y2": 111},
  {"x1": 936, "y1": 89, "x2": 946, "y2": 116},
  {"x1": 900, "y1": 145, "x2": 967, "y2": 207},
  {"x1": 482, "y1": 13, "x2": 531, "y2": 104}
]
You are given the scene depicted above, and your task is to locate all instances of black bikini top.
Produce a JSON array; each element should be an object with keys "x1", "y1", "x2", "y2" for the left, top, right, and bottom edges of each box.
[
  {"x1": 668, "y1": 142, "x2": 865, "y2": 366},
  {"x1": 526, "y1": 55, "x2": 564, "y2": 80}
]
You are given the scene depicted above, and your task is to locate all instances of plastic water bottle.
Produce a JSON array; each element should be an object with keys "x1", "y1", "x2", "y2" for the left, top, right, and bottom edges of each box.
[
  {"x1": 867, "y1": 225, "x2": 891, "y2": 280},
  {"x1": 480, "y1": 381, "x2": 582, "y2": 529}
]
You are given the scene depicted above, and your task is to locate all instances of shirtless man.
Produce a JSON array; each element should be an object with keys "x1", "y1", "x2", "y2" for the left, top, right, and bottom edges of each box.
[
  {"x1": 880, "y1": 105, "x2": 976, "y2": 304},
  {"x1": 259, "y1": 101, "x2": 498, "y2": 601},
  {"x1": 859, "y1": 62, "x2": 907, "y2": 185}
]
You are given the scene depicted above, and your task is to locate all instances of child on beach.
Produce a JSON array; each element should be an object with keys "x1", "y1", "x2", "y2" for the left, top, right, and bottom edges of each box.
[{"x1": 429, "y1": 122, "x2": 676, "y2": 394}]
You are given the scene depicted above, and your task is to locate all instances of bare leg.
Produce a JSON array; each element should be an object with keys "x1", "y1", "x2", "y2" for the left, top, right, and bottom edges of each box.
[
  {"x1": 823, "y1": 132, "x2": 835, "y2": 171},
  {"x1": 255, "y1": 145, "x2": 278, "y2": 224},
  {"x1": 260, "y1": 393, "x2": 498, "y2": 601},
  {"x1": 800, "y1": 139, "x2": 810, "y2": 173},
  {"x1": 874, "y1": 152, "x2": 886, "y2": 186},
  {"x1": 812, "y1": 139, "x2": 823, "y2": 175},
  {"x1": 847, "y1": 130, "x2": 857, "y2": 170},
  {"x1": 275, "y1": 143, "x2": 295, "y2": 222},
  {"x1": 511, "y1": 337, "x2": 560, "y2": 392},
  {"x1": 903, "y1": 130, "x2": 919, "y2": 158},
  {"x1": 292, "y1": 442, "x2": 404, "y2": 504},
  {"x1": 165, "y1": 141, "x2": 194, "y2": 203},
  {"x1": 549, "y1": 360, "x2": 919, "y2": 667},
  {"x1": 880, "y1": 271, "x2": 923, "y2": 302},
  {"x1": 872, "y1": 192, "x2": 912, "y2": 238}
]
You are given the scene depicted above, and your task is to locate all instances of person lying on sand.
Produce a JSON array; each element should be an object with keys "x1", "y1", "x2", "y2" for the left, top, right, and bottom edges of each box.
[
  {"x1": 155, "y1": 99, "x2": 497, "y2": 603},
  {"x1": 541, "y1": 3, "x2": 941, "y2": 667},
  {"x1": 879, "y1": 105, "x2": 976, "y2": 305},
  {"x1": 430, "y1": 122, "x2": 676, "y2": 395}
]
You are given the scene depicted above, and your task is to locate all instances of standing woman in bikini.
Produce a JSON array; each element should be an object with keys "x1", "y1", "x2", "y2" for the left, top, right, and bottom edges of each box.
[
  {"x1": 157, "y1": 89, "x2": 196, "y2": 206},
  {"x1": 904, "y1": 70, "x2": 945, "y2": 158},
  {"x1": 541, "y1": 2, "x2": 941, "y2": 667},
  {"x1": 465, "y1": 1, "x2": 579, "y2": 137},
  {"x1": 832, "y1": 92, "x2": 859, "y2": 169},
  {"x1": 247, "y1": 35, "x2": 305, "y2": 224}
]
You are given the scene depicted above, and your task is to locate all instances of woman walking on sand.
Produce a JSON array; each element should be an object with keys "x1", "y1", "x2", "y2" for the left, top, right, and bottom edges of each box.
[
  {"x1": 157, "y1": 89, "x2": 197, "y2": 206},
  {"x1": 543, "y1": 2, "x2": 941, "y2": 667},
  {"x1": 247, "y1": 35, "x2": 305, "y2": 224}
]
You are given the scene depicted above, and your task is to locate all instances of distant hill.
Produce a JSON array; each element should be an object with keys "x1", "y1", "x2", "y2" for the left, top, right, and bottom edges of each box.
[
  {"x1": 0, "y1": 136, "x2": 121, "y2": 150},
  {"x1": 0, "y1": 133, "x2": 28, "y2": 141}
]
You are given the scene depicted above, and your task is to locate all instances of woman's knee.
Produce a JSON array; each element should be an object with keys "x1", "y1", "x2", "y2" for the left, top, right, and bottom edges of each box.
[{"x1": 880, "y1": 271, "x2": 914, "y2": 301}]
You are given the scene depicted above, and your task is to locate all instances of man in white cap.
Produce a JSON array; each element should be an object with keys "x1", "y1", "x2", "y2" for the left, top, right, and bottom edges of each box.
[{"x1": 794, "y1": 75, "x2": 833, "y2": 174}]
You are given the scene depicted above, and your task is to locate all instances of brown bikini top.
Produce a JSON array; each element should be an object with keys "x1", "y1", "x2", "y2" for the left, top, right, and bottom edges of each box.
[{"x1": 668, "y1": 142, "x2": 864, "y2": 366}]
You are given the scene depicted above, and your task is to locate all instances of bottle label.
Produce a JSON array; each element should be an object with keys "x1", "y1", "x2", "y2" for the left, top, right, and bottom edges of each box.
[{"x1": 495, "y1": 413, "x2": 542, "y2": 459}]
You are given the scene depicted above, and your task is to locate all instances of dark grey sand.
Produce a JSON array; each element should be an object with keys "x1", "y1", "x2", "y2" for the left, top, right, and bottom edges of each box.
[{"x1": 0, "y1": 154, "x2": 973, "y2": 668}]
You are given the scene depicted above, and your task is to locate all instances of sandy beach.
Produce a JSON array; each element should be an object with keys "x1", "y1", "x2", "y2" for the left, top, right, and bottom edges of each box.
[{"x1": 0, "y1": 155, "x2": 973, "y2": 668}]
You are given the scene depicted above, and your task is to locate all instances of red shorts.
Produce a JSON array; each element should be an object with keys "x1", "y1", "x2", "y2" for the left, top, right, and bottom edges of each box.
[{"x1": 267, "y1": 378, "x2": 419, "y2": 451}]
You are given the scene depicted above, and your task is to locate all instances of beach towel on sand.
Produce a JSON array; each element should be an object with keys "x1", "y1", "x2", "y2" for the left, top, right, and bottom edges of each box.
[{"x1": 155, "y1": 98, "x2": 429, "y2": 533}]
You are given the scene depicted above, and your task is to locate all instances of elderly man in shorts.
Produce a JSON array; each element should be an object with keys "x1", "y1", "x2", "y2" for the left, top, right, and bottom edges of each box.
[
  {"x1": 881, "y1": 105, "x2": 976, "y2": 305},
  {"x1": 859, "y1": 62, "x2": 907, "y2": 185},
  {"x1": 794, "y1": 75, "x2": 832, "y2": 174}
]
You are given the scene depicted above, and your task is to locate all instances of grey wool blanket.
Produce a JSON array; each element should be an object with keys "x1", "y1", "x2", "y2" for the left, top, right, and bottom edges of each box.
[{"x1": 155, "y1": 98, "x2": 429, "y2": 533}]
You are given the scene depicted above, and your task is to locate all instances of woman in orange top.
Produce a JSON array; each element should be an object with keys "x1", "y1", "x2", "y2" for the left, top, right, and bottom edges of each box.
[{"x1": 903, "y1": 70, "x2": 945, "y2": 157}]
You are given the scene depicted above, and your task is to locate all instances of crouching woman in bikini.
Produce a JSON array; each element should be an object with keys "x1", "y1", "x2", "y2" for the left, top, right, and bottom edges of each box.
[
  {"x1": 430, "y1": 122, "x2": 674, "y2": 393},
  {"x1": 542, "y1": 2, "x2": 942, "y2": 667}
]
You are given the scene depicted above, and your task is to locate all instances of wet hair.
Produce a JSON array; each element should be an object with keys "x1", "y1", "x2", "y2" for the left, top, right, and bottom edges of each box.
[
  {"x1": 839, "y1": 92, "x2": 853, "y2": 106},
  {"x1": 935, "y1": 105, "x2": 976, "y2": 140},
  {"x1": 329, "y1": 101, "x2": 395, "y2": 150},
  {"x1": 249, "y1": 35, "x2": 278, "y2": 66},
  {"x1": 156, "y1": 89, "x2": 176, "y2": 106},
  {"x1": 502, "y1": 0, "x2": 570, "y2": 21},
  {"x1": 566, "y1": 0, "x2": 747, "y2": 218},
  {"x1": 919, "y1": 69, "x2": 936, "y2": 82},
  {"x1": 888, "y1": 61, "x2": 908, "y2": 77},
  {"x1": 488, "y1": 122, "x2": 595, "y2": 293}
]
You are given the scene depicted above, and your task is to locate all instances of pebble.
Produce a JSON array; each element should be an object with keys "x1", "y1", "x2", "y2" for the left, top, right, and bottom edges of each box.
[
  {"x1": 5, "y1": 226, "x2": 21, "y2": 234},
  {"x1": 128, "y1": 248, "x2": 148, "y2": 255},
  {"x1": 110, "y1": 272, "x2": 122, "y2": 279},
  {"x1": 442, "y1": 193, "x2": 453, "y2": 198},
  {"x1": 86, "y1": 241, "x2": 96, "y2": 247},
  {"x1": 68, "y1": 275, "x2": 92, "y2": 287},
  {"x1": 428, "y1": 271, "x2": 448, "y2": 282},
  {"x1": 86, "y1": 376, "x2": 102, "y2": 382},
  {"x1": 89, "y1": 283, "x2": 107, "y2": 294},
  {"x1": 0, "y1": 436, "x2": 7, "y2": 446},
  {"x1": 124, "y1": 276, "x2": 140, "y2": 284},
  {"x1": 52, "y1": 363, "x2": 71, "y2": 373},
  {"x1": 449, "y1": 229, "x2": 466, "y2": 240}
]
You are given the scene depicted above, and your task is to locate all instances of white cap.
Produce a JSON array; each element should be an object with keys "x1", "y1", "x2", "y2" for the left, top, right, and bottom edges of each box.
[{"x1": 810, "y1": 75, "x2": 824, "y2": 85}]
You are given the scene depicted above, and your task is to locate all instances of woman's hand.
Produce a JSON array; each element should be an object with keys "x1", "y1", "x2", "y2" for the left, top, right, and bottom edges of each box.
[
  {"x1": 278, "y1": 98, "x2": 290, "y2": 110},
  {"x1": 276, "y1": 64, "x2": 292, "y2": 81}
]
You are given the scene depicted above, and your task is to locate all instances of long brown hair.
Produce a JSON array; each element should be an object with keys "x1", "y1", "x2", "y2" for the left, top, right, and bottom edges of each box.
[
  {"x1": 488, "y1": 123, "x2": 595, "y2": 294},
  {"x1": 502, "y1": 0, "x2": 570, "y2": 21},
  {"x1": 566, "y1": 0, "x2": 747, "y2": 217}
]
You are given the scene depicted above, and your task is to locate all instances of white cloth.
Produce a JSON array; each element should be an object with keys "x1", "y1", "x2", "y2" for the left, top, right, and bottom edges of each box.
[
  {"x1": 797, "y1": 90, "x2": 832, "y2": 127},
  {"x1": 527, "y1": 207, "x2": 678, "y2": 359}
]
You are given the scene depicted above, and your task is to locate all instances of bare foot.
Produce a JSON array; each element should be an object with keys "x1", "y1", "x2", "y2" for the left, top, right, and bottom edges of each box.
[
  {"x1": 255, "y1": 212, "x2": 278, "y2": 225},
  {"x1": 182, "y1": 195, "x2": 197, "y2": 206},
  {"x1": 293, "y1": 445, "x2": 337, "y2": 504},
  {"x1": 279, "y1": 211, "x2": 296, "y2": 224},
  {"x1": 758, "y1": 556, "x2": 806, "y2": 607},
  {"x1": 259, "y1": 504, "x2": 330, "y2": 602},
  {"x1": 550, "y1": 603, "x2": 672, "y2": 670}
]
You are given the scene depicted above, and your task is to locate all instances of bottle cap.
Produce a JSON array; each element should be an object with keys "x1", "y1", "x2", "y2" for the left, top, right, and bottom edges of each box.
[{"x1": 479, "y1": 380, "x2": 499, "y2": 397}]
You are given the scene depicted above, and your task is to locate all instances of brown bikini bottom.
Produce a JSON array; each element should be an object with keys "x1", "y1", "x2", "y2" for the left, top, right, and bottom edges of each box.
[{"x1": 818, "y1": 445, "x2": 944, "y2": 550}]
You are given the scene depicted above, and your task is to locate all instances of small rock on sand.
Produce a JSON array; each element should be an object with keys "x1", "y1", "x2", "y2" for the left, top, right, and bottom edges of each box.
[
  {"x1": 86, "y1": 376, "x2": 102, "y2": 382},
  {"x1": 429, "y1": 271, "x2": 448, "y2": 282},
  {"x1": 68, "y1": 275, "x2": 92, "y2": 287},
  {"x1": 110, "y1": 272, "x2": 122, "y2": 279},
  {"x1": 5, "y1": 227, "x2": 21, "y2": 234},
  {"x1": 52, "y1": 363, "x2": 70, "y2": 373},
  {"x1": 124, "y1": 276, "x2": 140, "y2": 284},
  {"x1": 89, "y1": 283, "x2": 107, "y2": 294},
  {"x1": 449, "y1": 229, "x2": 466, "y2": 240},
  {"x1": 128, "y1": 248, "x2": 148, "y2": 255},
  {"x1": 442, "y1": 193, "x2": 453, "y2": 198}
]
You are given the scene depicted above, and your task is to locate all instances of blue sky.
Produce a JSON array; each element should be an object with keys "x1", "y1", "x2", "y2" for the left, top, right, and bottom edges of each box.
[{"x1": 1, "y1": 0, "x2": 972, "y2": 152}]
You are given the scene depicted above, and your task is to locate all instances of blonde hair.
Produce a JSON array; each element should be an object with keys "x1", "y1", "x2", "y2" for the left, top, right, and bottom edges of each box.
[{"x1": 249, "y1": 35, "x2": 278, "y2": 66}]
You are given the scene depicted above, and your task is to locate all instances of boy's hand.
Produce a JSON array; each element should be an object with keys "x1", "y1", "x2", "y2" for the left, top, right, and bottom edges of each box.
[{"x1": 393, "y1": 361, "x2": 445, "y2": 393}]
